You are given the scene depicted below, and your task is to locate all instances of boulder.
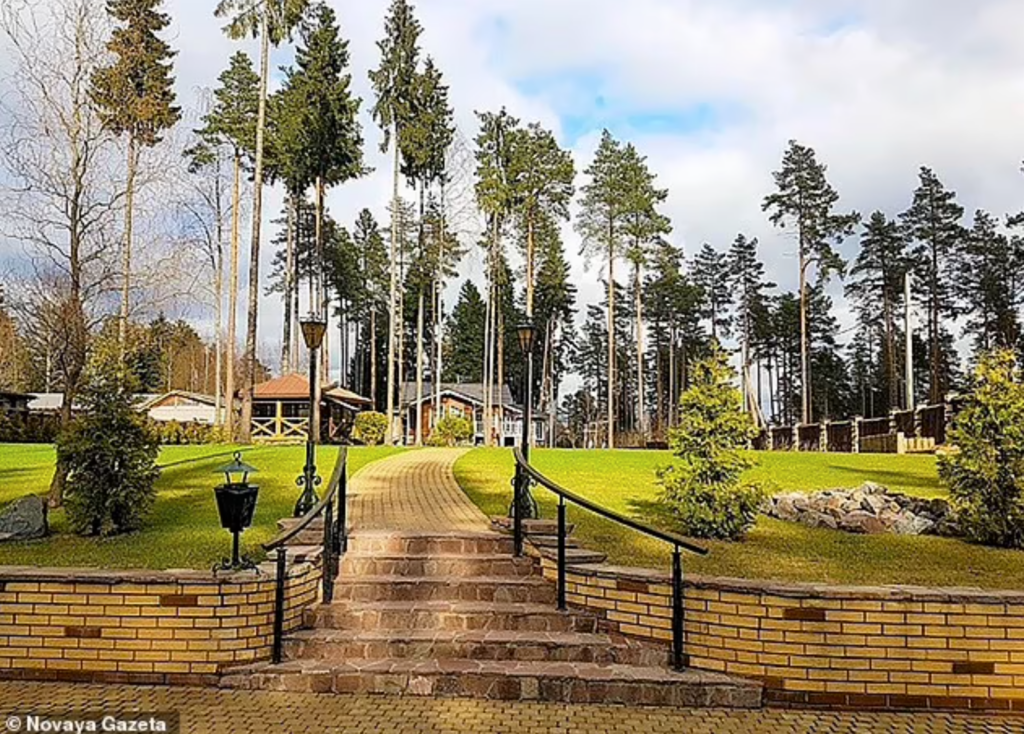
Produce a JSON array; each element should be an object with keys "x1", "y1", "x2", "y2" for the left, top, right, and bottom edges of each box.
[
  {"x1": 803, "y1": 511, "x2": 839, "y2": 531},
  {"x1": 839, "y1": 511, "x2": 888, "y2": 535},
  {"x1": 861, "y1": 494, "x2": 889, "y2": 516},
  {"x1": 0, "y1": 495, "x2": 48, "y2": 541}
]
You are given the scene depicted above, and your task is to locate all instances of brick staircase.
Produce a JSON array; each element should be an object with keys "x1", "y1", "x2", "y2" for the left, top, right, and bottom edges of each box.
[{"x1": 221, "y1": 529, "x2": 762, "y2": 708}]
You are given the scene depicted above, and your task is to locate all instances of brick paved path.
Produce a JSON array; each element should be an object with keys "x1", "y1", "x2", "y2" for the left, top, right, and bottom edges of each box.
[
  {"x1": 348, "y1": 448, "x2": 488, "y2": 532},
  {"x1": 3, "y1": 681, "x2": 1022, "y2": 733}
]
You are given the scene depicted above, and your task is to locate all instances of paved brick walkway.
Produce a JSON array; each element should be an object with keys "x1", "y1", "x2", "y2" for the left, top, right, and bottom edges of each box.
[
  {"x1": 348, "y1": 448, "x2": 488, "y2": 532},
  {"x1": 2, "y1": 682, "x2": 1022, "y2": 733}
]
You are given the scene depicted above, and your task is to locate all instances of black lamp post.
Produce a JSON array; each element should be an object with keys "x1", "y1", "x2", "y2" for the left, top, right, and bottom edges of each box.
[
  {"x1": 295, "y1": 313, "x2": 327, "y2": 517},
  {"x1": 213, "y1": 452, "x2": 259, "y2": 568},
  {"x1": 511, "y1": 320, "x2": 539, "y2": 555}
]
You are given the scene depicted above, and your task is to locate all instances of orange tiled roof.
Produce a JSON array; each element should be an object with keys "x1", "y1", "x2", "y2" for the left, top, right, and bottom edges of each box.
[
  {"x1": 253, "y1": 374, "x2": 372, "y2": 405},
  {"x1": 253, "y1": 373, "x2": 314, "y2": 400}
]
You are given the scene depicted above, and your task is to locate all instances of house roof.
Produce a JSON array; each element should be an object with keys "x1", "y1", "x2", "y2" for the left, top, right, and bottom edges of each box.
[
  {"x1": 400, "y1": 382, "x2": 516, "y2": 411},
  {"x1": 0, "y1": 390, "x2": 31, "y2": 402},
  {"x1": 254, "y1": 373, "x2": 372, "y2": 406},
  {"x1": 139, "y1": 390, "x2": 218, "y2": 410}
]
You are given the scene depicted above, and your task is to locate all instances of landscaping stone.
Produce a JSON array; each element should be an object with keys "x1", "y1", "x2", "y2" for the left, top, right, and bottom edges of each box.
[
  {"x1": 0, "y1": 494, "x2": 47, "y2": 541},
  {"x1": 764, "y1": 483, "x2": 957, "y2": 537}
]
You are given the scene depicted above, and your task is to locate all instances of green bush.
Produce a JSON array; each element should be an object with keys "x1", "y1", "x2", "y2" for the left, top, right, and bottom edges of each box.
[
  {"x1": 59, "y1": 358, "x2": 160, "y2": 536},
  {"x1": 353, "y1": 411, "x2": 388, "y2": 446},
  {"x1": 430, "y1": 415, "x2": 475, "y2": 447},
  {"x1": 939, "y1": 350, "x2": 1024, "y2": 548},
  {"x1": 657, "y1": 347, "x2": 768, "y2": 540}
]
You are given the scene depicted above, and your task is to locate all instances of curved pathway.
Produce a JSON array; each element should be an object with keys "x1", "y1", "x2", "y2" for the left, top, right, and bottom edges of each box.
[{"x1": 347, "y1": 448, "x2": 489, "y2": 532}]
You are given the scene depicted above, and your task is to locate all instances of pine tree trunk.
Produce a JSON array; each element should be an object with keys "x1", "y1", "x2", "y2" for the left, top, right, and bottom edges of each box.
[
  {"x1": 282, "y1": 196, "x2": 295, "y2": 373},
  {"x1": 415, "y1": 286, "x2": 425, "y2": 446},
  {"x1": 668, "y1": 328, "x2": 675, "y2": 429},
  {"x1": 385, "y1": 131, "x2": 400, "y2": 443},
  {"x1": 634, "y1": 260, "x2": 645, "y2": 442},
  {"x1": 311, "y1": 177, "x2": 325, "y2": 444},
  {"x1": 119, "y1": 133, "x2": 137, "y2": 356},
  {"x1": 240, "y1": 6, "x2": 270, "y2": 445},
  {"x1": 226, "y1": 151, "x2": 242, "y2": 439},
  {"x1": 799, "y1": 251, "x2": 810, "y2": 425},
  {"x1": 370, "y1": 308, "x2": 378, "y2": 411},
  {"x1": 497, "y1": 299, "x2": 505, "y2": 445},
  {"x1": 606, "y1": 235, "x2": 615, "y2": 450},
  {"x1": 213, "y1": 157, "x2": 224, "y2": 427}
]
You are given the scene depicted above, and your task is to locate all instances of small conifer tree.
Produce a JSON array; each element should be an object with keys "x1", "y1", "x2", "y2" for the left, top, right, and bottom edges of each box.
[
  {"x1": 59, "y1": 354, "x2": 160, "y2": 536},
  {"x1": 657, "y1": 347, "x2": 767, "y2": 540},
  {"x1": 939, "y1": 349, "x2": 1024, "y2": 548}
]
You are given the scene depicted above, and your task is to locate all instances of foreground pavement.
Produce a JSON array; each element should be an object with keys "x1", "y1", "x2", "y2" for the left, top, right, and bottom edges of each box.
[{"x1": 2, "y1": 682, "x2": 1022, "y2": 733}]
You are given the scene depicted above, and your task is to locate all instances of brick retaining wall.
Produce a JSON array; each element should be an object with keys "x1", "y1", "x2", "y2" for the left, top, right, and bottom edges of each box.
[
  {"x1": 546, "y1": 560, "x2": 1024, "y2": 712},
  {"x1": 0, "y1": 556, "x2": 320, "y2": 685}
]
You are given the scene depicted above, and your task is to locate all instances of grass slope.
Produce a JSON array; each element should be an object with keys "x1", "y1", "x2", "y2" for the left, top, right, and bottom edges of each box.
[
  {"x1": 0, "y1": 443, "x2": 402, "y2": 570},
  {"x1": 454, "y1": 448, "x2": 1024, "y2": 589}
]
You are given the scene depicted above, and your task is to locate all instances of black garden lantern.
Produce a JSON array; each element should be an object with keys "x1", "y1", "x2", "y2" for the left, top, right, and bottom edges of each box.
[{"x1": 214, "y1": 452, "x2": 259, "y2": 568}]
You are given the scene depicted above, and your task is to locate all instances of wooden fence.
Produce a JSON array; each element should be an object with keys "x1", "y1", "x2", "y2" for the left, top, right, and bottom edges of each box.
[{"x1": 761, "y1": 401, "x2": 954, "y2": 455}]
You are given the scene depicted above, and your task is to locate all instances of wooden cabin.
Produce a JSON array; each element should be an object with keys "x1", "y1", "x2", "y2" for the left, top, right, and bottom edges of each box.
[
  {"x1": 400, "y1": 382, "x2": 547, "y2": 447},
  {"x1": 251, "y1": 373, "x2": 372, "y2": 442}
]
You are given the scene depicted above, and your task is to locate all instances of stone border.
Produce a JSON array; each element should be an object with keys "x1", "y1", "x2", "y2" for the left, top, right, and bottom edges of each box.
[
  {"x1": 0, "y1": 553, "x2": 321, "y2": 685},
  {"x1": 544, "y1": 558, "x2": 1024, "y2": 712}
]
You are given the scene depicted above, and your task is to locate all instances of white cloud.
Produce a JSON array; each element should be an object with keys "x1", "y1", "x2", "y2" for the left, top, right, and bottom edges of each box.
[{"x1": 6, "y1": 0, "x2": 1024, "y2": 375}]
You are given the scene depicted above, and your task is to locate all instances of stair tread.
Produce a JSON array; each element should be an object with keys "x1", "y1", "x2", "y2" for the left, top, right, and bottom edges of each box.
[
  {"x1": 343, "y1": 553, "x2": 528, "y2": 561},
  {"x1": 262, "y1": 657, "x2": 761, "y2": 687},
  {"x1": 288, "y1": 628, "x2": 637, "y2": 646},
  {"x1": 322, "y1": 600, "x2": 567, "y2": 613},
  {"x1": 335, "y1": 575, "x2": 548, "y2": 585}
]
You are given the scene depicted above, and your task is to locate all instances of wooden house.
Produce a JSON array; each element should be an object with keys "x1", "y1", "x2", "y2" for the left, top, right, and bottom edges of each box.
[
  {"x1": 251, "y1": 373, "x2": 372, "y2": 442},
  {"x1": 400, "y1": 382, "x2": 547, "y2": 447}
]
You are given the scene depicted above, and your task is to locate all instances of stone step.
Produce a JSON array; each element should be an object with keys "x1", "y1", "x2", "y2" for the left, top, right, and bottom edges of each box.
[
  {"x1": 310, "y1": 601, "x2": 598, "y2": 633},
  {"x1": 332, "y1": 576, "x2": 556, "y2": 604},
  {"x1": 283, "y1": 629, "x2": 670, "y2": 667},
  {"x1": 527, "y1": 534, "x2": 580, "y2": 549},
  {"x1": 536, "y1": 546, "x2": 608, "y2": 565},
  {"x1": 339, "y1": 553, "x2": 537, "y2": 578},
  {"x1": 221, "y1": 658, "x2": 762, "y2": 708},
  {"x1": 346, "y1": 531, "x2": 513, "y2": 557},
  {"x1": 492, "y1": 517, "x2": 577, "y2": 536}
]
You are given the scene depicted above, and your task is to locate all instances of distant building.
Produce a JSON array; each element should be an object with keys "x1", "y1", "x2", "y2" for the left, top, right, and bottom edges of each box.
[
  {"x1": 251, "y1": 373, "x2": 372, "y2": 442},
  {"x1": 400, "y1": 382, "x2": 547, "y2": 447},
  {"x1": 0, "y1": 390, "x2": 30, "y2": 420},
  {"x1": 139, "y1": 391, "x2": 224, "y2": 425}
]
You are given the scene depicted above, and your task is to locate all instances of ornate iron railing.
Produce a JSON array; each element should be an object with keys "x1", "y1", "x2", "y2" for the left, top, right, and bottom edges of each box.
[
  {"x1": 511, "y1": 447, "x2": 708, "y2": 671},
  {"x1": 263, "y1": 447, "x2": 348, "y2": 663}
]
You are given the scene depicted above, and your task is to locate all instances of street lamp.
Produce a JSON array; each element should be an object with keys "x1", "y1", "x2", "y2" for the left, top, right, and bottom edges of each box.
[
  {"x1": 510, "y1": 320, "x2": 540, "y2": 555},
  {"x1": 295, "y1": 313, "x2": 327, "y2": 517},
  {"x1": 213, "y1": 452, "x2": 259, "y2": 569}
]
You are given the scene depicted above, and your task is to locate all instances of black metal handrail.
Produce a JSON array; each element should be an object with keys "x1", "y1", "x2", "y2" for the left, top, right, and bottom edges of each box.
[
  {"x1": 264, "y1": 447, "x2": 348, "y2": 663},
  {"x1": 512, "y1": 447, "x2": 707, "y2": 671}
]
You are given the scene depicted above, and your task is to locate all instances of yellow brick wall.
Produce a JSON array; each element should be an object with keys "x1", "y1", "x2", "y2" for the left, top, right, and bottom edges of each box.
[
  {"x1": 545, "y1": 560, "x2": 1024, "y2": 711},
  {"x1": 0, "y1": 560, "x2": 321, "y2": 684}
]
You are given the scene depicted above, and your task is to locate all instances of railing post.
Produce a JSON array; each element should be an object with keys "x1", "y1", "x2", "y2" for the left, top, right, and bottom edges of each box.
[
  {"x1": 672, "y1": 545, "x2": 685, "y2": 671},
  {"x1": 272, "y1": 547, "x2": 287, "y2": 664},
  {"x1": 322, "y1": 497, "x2": 334, "y2": 602},
  {"x1": 337, "y1": 462, "x2": 347, "y2": 554},
  {"x1": 513, "y1": 463, "x2": 523, "y2": 557},
  {"x1": 557, "y1": 496, "x2": 566, "y2": 610}
]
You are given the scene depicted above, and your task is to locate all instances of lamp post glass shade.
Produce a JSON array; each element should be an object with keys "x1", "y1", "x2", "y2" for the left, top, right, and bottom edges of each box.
[
  {"x1": 517, "y1": 322, "x2": 538, "y2": 356},
  {"x1": 300, "y1": 314, "x2": 327, "y2": 350},
  {"x1": 213, "y1": 452, "x2": 260, "y2": 568}
]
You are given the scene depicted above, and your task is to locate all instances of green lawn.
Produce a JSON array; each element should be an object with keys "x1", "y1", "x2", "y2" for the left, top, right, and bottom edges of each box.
[
  {"x1": 454, "y1": 448, "x2": 1024, "y2": 589},
  {"x1": 0, "y1": 443, "x2": 402, "y2": 570}
]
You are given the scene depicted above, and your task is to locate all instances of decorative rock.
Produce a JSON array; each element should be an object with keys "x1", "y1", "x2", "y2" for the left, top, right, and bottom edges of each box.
[
  {"x1": 764, "y1": 483, "x2": 958, "y2": 538},
  {"x1": 0, "y1": 495, "x2": 48, "y2": 541},
  {"x1": 838, "y1": 511, "x2": 887, "y2": 535}
]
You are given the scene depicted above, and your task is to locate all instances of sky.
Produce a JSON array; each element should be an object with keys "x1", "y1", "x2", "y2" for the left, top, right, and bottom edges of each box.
[{"x1": 7, "y1": 0, "x2": 1024, "y2": 379}]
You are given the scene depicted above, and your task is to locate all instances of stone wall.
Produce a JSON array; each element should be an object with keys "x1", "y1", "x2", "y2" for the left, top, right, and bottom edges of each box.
[
  {"x1": 549, "y1": 560, "x2": 1024, "y2": 712},
  {"x1": 0, "y1": 556, "x2": 320, "y2": 684}
]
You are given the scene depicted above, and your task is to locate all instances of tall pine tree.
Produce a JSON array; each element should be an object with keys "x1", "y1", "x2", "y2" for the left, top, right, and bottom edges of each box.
[
  {"x1": 91, "y1": 0, "x2": 180, "y2": 353},
  {"x1": 900, "y1": 167, "x2": 965, "y2": 404},
  {"x1": 763, "y1": 141, "x2": 860, "y2": 424}
]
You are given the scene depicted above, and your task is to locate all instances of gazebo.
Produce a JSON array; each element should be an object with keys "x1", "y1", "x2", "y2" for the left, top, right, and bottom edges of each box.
[{"x1": 250, "y1": 373, "x2": 372, "y2": 442}]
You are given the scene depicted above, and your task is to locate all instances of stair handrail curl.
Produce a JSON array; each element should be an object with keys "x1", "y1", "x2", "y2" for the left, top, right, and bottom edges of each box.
[
  {"x1": 511, "y1": 446, "x2": 707, "y2": 671},
  {"x1": 265, "y1": 446, "x2": 348, "y2": 664}
]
